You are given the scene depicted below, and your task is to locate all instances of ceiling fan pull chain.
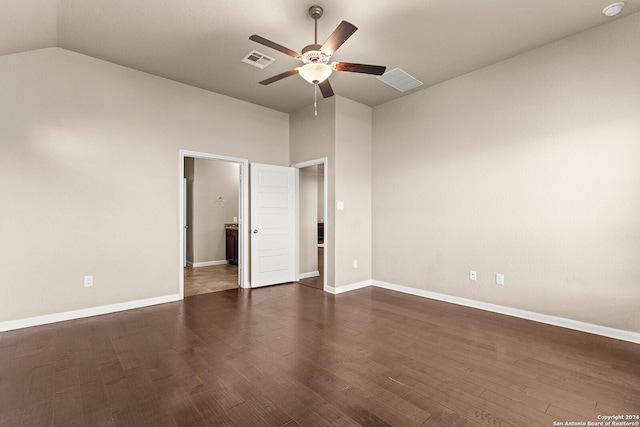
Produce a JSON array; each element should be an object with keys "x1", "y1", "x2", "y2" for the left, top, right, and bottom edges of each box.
[{"x1": 314, "y1": 84, "x2": 318, "y2": 116}]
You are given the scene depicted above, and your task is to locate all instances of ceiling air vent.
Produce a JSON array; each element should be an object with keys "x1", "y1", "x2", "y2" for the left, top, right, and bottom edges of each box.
[
  {"x1": 241, "y1": 50, "x2": 275, "y2": 69},
  {"x1": 377, "y1": 68, "x2": 423, "y2": 92}
]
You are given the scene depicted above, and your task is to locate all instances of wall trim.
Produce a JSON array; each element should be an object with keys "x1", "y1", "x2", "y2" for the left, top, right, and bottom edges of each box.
[
  {"x1": 0, "y1": 294, "x2": 182, "y2": 333},
  {"x1": 372, "y1": 280, "x2": 640, "y2": 344},
  {"x1": 299, "y1": 271, "x2": 320, "y2": 279},
  {"x1": 192, "y1": 260, "x2": 228, "y2": 268},
  {"x1": 326, "y1": 280, "x2": 372, "y2": 295}
]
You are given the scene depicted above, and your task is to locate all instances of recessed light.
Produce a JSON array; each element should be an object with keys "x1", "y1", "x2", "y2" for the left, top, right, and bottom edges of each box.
[{"x1": 602, "y1": 2, "x2": 625, "y2": 17}]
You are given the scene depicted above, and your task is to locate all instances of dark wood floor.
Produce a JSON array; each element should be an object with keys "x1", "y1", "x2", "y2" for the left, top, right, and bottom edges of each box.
[{"x1": 0, "y1": 284, "x2": 638, "y2": 426}]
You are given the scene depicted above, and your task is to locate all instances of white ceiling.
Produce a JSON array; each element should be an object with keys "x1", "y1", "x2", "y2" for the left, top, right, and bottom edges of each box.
[{"x1": 2, "y1": 0, "x2": 639, "y2": 113}]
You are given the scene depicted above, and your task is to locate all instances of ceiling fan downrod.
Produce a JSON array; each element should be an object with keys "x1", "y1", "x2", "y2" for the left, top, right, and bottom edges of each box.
[{"x1": 309, "y1": 5, "x2": 324, "y2": 44}]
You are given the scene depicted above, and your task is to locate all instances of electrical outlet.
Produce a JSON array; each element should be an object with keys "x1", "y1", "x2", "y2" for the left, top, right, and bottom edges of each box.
[
  {"x1": 353, "y1": 259, "x2": 358, "y2": 268},
  {"x1": 469, "y1": 270, "x2": 477, "y2": 281},
  {"x1": 496, "y1": 273, "x2": 504, "y2": 285},
  {"x1": 84, "y1": 275, "x2": 93, "y2": 287}
]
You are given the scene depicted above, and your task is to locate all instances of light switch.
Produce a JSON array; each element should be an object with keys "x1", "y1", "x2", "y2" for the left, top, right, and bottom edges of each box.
[{"x1": 337, "y1": 201, "x2": 344, "y2": 210}]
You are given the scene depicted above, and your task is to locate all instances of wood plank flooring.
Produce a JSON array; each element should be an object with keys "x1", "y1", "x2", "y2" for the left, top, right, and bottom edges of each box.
[
  {"x1": 0, "y1": 284, "x2": 638, "y2": 426},
  {"x1": 184, "y1": 264, "x2": 238, "y2": 297}
]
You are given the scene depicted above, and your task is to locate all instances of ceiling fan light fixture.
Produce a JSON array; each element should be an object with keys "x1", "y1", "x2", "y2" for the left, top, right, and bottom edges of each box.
[{"x1": 298, "y1": 63, "x2": 332, "y2": 84}]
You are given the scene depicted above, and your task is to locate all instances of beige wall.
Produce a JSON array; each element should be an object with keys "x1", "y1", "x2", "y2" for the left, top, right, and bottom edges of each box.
[
  {"x1": 290, "y1": 98, "x2": 336, "y2": 286},
  {"x1": 0, "y1": 47, "x2": 288, "y2": 322},
  {"x1": 290, "y1": 96, "x2": 373, "y2": 289},
  {"x1": 0, "y1": 0, "x2": 56, "y2": 56},
  {"x1": 372, "y1": 13, "x2": 640, "y2": 332},
  {"x1": 192, "y1": 159, "x2": 239, "y2": 264},
  {"x1": 335, "y1": 97, "x2": 373, "y2": 287}
]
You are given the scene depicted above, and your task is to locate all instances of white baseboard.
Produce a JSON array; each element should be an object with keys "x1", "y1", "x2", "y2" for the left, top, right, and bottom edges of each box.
[
  {"x1": 0, "y1": 294, "x2": 182, "y2": 333},
  {"x1": 299, "y1": 271, "x2": 320, "y2": 279},
  {"x1": 192, "y1": 260, "x2": 228, "y2": 267},
  {"x1": 4, "y1": 280, "x2": 637, "y2": 344},
  {"x1": 372, "y1": 280, "x2": 640, "y2": 344},
  {"x1": 326, "y1": 280, "x2": 372, "y2": 295}
]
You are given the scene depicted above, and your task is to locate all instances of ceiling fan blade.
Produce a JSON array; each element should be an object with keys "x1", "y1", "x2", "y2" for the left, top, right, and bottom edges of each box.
[
  {"x1": 320, "y1": 21, "x2": 357, "y2": 56},
  {"x1": 318, "y1": 79, "x2": 334, "y2": 98},
  {"x1": 333, "y1": 62, "x2": 386, "y2": 75},
  {"x1": 259, "y1": 69, "x2": 299, "y2": 85},
  {"x1": 249, "y1": 35, "x2": 300, "y2": 58}
]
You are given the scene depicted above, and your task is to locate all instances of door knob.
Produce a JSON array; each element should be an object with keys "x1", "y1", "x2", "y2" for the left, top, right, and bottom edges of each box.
[{"x1": 253, "y1": 229, "x2": 258, "y2": 234}]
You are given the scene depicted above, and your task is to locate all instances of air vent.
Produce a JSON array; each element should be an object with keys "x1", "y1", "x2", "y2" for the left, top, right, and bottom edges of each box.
[
  {"x1": 241, "y1": 50, "x2": 275, "y2": 69},
  {"x1": 377, "y1": 68, "x2": 423, "y2": 92}
]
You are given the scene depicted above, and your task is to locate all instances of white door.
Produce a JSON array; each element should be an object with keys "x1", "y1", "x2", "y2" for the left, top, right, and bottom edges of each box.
[{"x1": 250, "y1": 163, "x2": 296, "y2": 287}]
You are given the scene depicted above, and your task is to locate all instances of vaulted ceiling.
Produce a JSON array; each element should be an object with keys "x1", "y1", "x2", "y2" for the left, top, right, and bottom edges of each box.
[{"x1": 3, "y1": 0, "x2": 639, "y2": 113}]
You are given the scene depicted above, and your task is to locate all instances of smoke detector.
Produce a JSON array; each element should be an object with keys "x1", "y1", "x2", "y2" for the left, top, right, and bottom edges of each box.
[{"x1": 602, "y1": 2, "x2": 624, "y2": 17}]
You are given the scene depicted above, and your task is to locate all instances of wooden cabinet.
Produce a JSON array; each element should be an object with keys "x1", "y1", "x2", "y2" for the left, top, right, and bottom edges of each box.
[{"x1": 225, "y1": 225, "x2": 238, "y2": 265}]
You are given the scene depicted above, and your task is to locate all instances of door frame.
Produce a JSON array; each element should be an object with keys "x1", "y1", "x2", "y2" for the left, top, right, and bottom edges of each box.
[
  {"x1": 178, "y1": 150, "x2": 249, "y2": 299},
  {"x1": 183, "y1": 177, "x2": 188, "y2": 268},
  {"x1": 292, "y1": 157, "x2": 328, "y2": 292}
]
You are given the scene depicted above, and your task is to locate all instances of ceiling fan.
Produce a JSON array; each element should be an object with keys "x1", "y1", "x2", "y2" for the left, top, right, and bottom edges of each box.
[{"x1": 249, "y1": 5, "x2": 386, "y2": 99}]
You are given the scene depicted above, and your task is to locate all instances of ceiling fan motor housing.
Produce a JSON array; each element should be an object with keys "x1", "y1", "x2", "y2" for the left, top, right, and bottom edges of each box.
[
  {"x1": 309, "y1": 5, "x2": 323, "y2": 20},
  {"x1": 301, "y1": 44, "x2": 330, "y2": 64}
]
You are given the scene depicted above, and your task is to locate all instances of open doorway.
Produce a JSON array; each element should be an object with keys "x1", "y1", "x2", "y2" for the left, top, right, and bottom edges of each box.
[
  {"x1": 294, "y1": 158, "x2": 327, "y2": 291},
  {"x1": 179, "y1": 151, "x2": 248, "y2": 298}
]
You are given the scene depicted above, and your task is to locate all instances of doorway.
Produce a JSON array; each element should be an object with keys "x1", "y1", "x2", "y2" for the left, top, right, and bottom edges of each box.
[
  {"x1": 293, "y1": 158, "x2": 328, "y2": 291},
  {"x1": 179, "y1": 150, "x2": 248, "y2": 298}
]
